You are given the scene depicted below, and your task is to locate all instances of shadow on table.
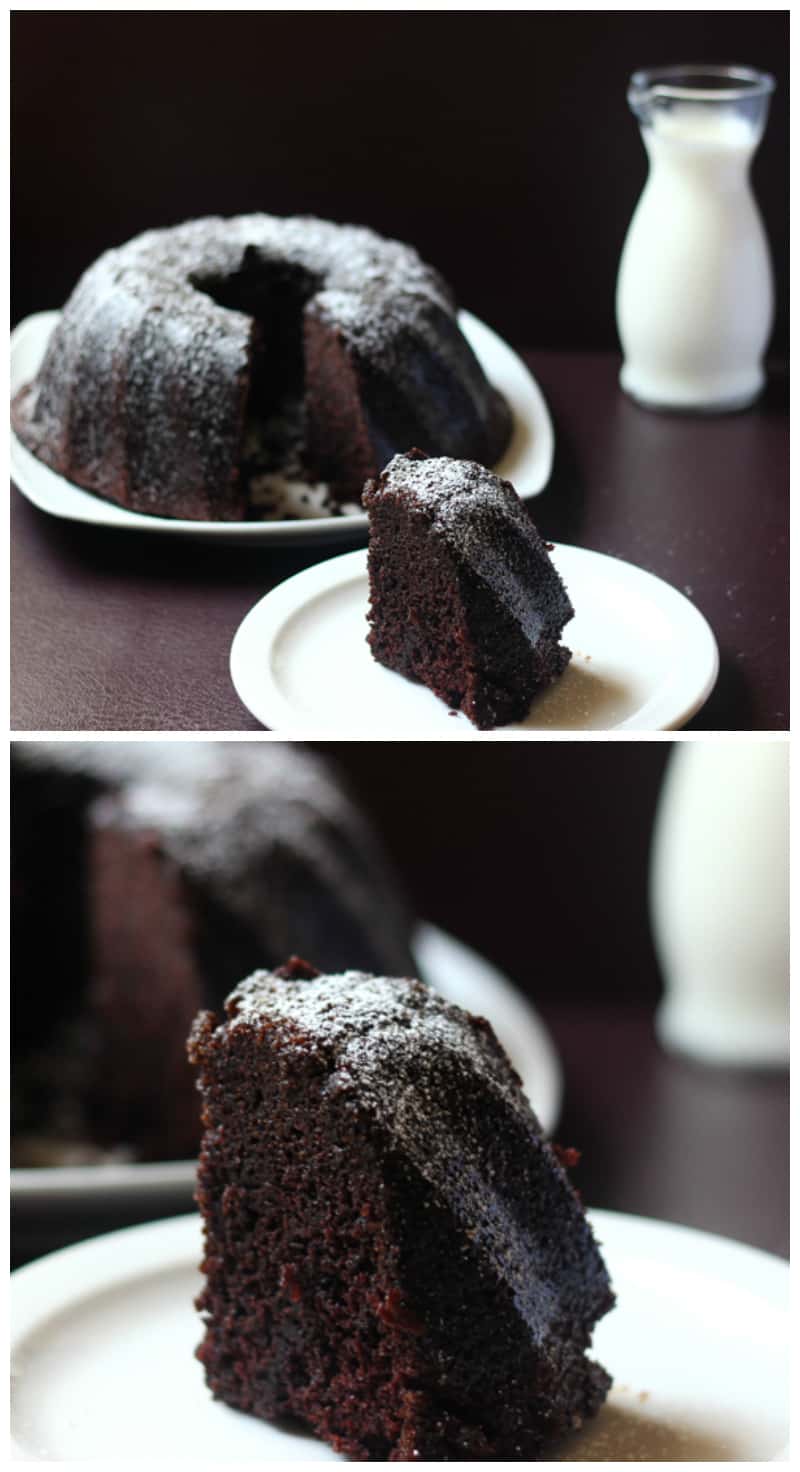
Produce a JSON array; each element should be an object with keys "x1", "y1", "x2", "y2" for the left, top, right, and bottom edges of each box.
[
  {"x1": 527, "y1": 407, "x2": 587, "y2": 547},
  {"x1": 685, "y1": 651, "x2": 757, "y2": 732},
  {"x1": 12, "y1": 490, "x2": 367, "y2": 592}
]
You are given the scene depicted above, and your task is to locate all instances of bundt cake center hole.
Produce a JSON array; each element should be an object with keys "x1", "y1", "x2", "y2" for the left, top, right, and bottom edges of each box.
[{"x1": 190, "y1": 257, "x2": 324, "y2": 497}]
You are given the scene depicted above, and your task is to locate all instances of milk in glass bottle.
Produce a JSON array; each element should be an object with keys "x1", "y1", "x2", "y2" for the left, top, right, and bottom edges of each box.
[
  {"x1": 616, "y1": 65, "x2": 775, "y2": 412},
  {"x1": 650, "y1": 742, "x2": 789, "y2": 1067}
]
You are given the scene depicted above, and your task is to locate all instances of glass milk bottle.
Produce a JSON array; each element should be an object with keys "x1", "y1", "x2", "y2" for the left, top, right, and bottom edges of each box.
[
  {"x1": 616, "y1": 65, "x2": 775, "y2": 412},
  {"x1": 650, "y1": 742, "x2": 789, "y2": 1067}
]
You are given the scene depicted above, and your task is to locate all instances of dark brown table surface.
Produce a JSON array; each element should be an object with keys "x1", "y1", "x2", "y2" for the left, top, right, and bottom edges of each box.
[
  {"x1": 11, "y1": 1005, "x2": 788, "y2": 1269},
  {"x1": 11, "y1": 352, "x2": 788, "y2": 733}
]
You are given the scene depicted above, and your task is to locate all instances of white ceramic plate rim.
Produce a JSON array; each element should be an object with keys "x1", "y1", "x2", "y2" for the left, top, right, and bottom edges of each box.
[
  {"x1": 10, "y1": 922, "x2": 562, "y2": 1205},
  {"x1": 230, "y1": 545, "x2": 719, "y2": 734},
  {"x1": 10, "y1": 1209, "x2": 789, "y2": 1462},
  {"x1": 10, "y1": 309, "x2": 554, "y2": 545}
]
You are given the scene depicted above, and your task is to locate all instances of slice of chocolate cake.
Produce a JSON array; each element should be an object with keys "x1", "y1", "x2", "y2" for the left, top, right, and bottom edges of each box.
[
  {"x1": 189, "y1": 960, "x2": 613, "y2": 1461},
  {"x1": 363, "y1": 450, "x2": 573, "y2": 729}
]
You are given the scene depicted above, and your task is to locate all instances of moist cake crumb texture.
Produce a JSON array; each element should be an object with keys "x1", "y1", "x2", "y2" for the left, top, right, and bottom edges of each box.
[{"x1": 189, "y1": 959, "x2": 613, "y2": 1461}]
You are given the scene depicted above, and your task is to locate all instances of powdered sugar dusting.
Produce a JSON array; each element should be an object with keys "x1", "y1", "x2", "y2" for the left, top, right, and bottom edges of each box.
[
  {"x1": 13, "y1": 213, "x2": 510, "y2": 522},
  {"x1": 225, "y1": 968, "x2": 533, "y2": 1133},
  {"x1": 378, "y1": 451, "x2": 526, "y2": 520},
  {"x1": 368, "y1": 452, "x2": 574, "y2": 645},
  {"x1": 222, "y1": 966, "x2": 562, "y2": 1325}
]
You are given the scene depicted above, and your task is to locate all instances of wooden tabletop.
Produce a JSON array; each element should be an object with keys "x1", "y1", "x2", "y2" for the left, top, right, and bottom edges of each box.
[
  {"x1": 11, "y1": 1005, "x2": 788, "y2": 1269},
  {"x1": 11, "y1": 352, "x2": 788, "y2": 733}
]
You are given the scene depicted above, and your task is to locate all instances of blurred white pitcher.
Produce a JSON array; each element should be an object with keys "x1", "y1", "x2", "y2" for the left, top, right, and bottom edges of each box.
[
  {"x1": 650, "y1": 742, "x2": 788, "y2": 1066},
  {"x1": 617, "y1": 65, "x2": 775, "y2": 412}
]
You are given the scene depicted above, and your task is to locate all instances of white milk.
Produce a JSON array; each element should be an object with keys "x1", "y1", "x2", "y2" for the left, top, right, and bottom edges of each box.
[
  {"x1": 650, "y1": 743, "x2": 789, "y2": 1067},
  {"x1": 617, "y1": 100, "x2": 774, "y2": 410}
]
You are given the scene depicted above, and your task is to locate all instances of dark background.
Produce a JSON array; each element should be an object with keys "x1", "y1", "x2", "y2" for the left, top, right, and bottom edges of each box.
[
  {"x1": 315, "y1": 740, "x2": 670, "y2": 1005},
  {"x1": 12, "y1": 11, "x2": 788, "y2": 355}
]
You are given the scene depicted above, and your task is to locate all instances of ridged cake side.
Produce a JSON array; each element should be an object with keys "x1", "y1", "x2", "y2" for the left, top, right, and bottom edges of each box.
[{"x1": 12, "y1": 215, "x2": 512, "y2": 518}]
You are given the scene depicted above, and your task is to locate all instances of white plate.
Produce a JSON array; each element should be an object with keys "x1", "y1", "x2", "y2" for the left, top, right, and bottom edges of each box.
[
  {"x1": 230, "y1": 546, "x2": 719, "y2": 734},
  {"x1": 10, "y1": 923, "x2": 561, "y2": 1207},
  {"x1": 10, "y1": 1210, "x2": 789, "y2": 1462},
  {"x1": 10, "y1": 309, "x2": 553, "y2": 546}
]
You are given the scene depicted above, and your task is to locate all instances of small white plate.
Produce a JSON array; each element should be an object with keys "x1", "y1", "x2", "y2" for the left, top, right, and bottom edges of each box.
[
  {"x1": 10, "y1": 1210, "x2": 789, "y2": 1461},
  {"x1": 230, "y1": 546, "x2": 719, "y2": 734},
  {"x1": 10, "y1": 310, "x2": 553, "y2": 546},
  {"x1": 11, "y1": 923, "x2": 561, "y2": 1208}
]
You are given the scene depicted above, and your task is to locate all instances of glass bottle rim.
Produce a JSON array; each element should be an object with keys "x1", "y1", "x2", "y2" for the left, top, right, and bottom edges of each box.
[{"x1": 629, "y1": 64, "x2": 776, "y2": 107}]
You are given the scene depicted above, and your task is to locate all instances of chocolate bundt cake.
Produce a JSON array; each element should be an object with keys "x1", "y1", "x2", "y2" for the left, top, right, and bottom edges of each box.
[
  {"x1": 364, "y1": 450, "x2": 574, "y2": 729},
  {"x1": 11, "y1": 215, "x2": 512, "y2": 520},
  {"x1": 190, "y1": 960, "x2": 613, "y2": 1461},
  {"x1": 11, "y1": 744, "x2": 415, "y2": 1162}
]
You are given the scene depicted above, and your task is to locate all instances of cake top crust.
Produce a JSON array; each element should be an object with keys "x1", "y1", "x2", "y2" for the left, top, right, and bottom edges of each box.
[
  {"x1": 221, "y1": 962, "x2": 535, "y2": 1155},
  {"x1": 224, "y1": 962, "x2": 519, "y2": 1112},
  {"x1": 61, "y1": 214, "x2": 454, "y2": 325},
  {"x1": 367, "y1": 449, "x2": 539, "y2": 535},
  {"x1": 33, "y1": 214, "x2": 456, "y2": 379}
]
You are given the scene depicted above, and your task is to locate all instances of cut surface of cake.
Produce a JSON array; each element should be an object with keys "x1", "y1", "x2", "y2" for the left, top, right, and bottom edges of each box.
[
  {"x1": 189, "y1": 960, "x2": 613, "y2": 1461},
  {"x1": 11, "y1": 215, "x2": 511, "y2": 520},
  {"x1": 363, "y1": 450, "x2": 574, "y2": 729},
  {"x1": 11, "y1": 744, "x2": 415, "y2": 1163}
]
